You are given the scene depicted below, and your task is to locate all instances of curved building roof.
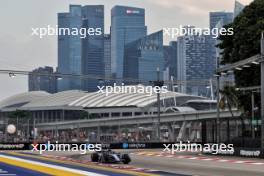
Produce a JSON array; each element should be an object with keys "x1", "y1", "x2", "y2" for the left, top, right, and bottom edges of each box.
[
  {"x1": 0, "y1": 86, "x2": 205, "y2": 111},
  {"x1": 22, "y1": 90, "x2": 87, "y2": 109},
  {"x1": 0, "y1": 91, "x2": 50, "y2": 110}
]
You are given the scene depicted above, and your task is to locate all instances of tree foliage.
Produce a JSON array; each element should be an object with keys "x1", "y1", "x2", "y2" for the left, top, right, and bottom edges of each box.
[{"x1": 217, "y1": 0, "x2": 264, "y2": 111}]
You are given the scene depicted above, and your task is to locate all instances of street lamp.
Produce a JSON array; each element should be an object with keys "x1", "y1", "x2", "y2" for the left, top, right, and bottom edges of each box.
[
  {"x1": 243, "y1": 65, "x2": 251, "y2": 68},
  {"x1": 221, "y1": 72, "x2": 227, "y2": 76},
  {"x1": 9, "y1": 72, "x2": 16, "y2": 78},
  {"x1": 252, "y1": 61, "x2": 259, "y2": 65}
]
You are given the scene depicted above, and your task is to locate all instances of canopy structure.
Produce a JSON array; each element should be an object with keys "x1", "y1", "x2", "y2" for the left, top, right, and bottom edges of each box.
[{"x1": 0, "y1": 86, "x2": 205, "y2": 112}]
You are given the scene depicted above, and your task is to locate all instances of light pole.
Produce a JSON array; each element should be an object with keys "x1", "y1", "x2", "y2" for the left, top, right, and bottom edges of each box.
[
  {"x1": 33, "y1": 116, "x2": 36, "y2": 142},
  {"x1": 157, "y1": 67, "x2": 161, "y2": 141},
  {"x1": 216, "y1": 56, "x2": 221, "y2": 144},
  {"x1": 261, "y1": 32, "x2": 264, "y2": 151},
  {"x1": 251, "y1": 91, "x2": 255, "y2": 138}
]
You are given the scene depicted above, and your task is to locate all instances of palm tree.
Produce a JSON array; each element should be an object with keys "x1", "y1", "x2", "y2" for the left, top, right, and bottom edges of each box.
[
  {"x1": 219, "y1": 86, "x2": 244, "y2": 146},
  {"x1": 219, "y1": 86, "x2": 239, "y2": 117}
]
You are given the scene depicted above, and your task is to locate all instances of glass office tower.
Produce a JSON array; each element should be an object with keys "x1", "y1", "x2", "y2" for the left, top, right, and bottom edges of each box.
[
  {"x1": 111, "y1": 6, "x2": 147, "y2": 79},
  {"x1": 163, "y1": 41, "x2": 178, "y2": 81},
  {"x1": 57, "y1": 5, "x2": 82, "y2": 91},
  {"x1": 104, "y1": 34, "x2": 111, "y2": 78},
  {"x1": 177, "y1": 33, "x2": 215, "y2": 96},
  {"x1": 124, "y1": 31, "x2": 164, "y2": 82},
  {"x1": 209, "y1": 12, "x2": 233, "y2": 30},
  {"x1": 81, "y1": 5, "x2": 104, "y2": 92}
]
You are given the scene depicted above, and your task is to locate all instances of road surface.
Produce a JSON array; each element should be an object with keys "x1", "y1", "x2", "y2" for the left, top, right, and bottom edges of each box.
[
  {"x1": 128, "y1": 150, "x2": 264, "y2": 176},
  {"x1": 2, "y1": 150, "x2": 264, "y2": 176},
  {"x1": 0, "y1": 151, "x2": 163, "y2": 176}
]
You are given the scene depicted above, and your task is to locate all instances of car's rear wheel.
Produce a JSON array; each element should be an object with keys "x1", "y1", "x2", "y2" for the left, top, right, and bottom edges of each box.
[
  {"x1": 122, "y1": 154, "x2": 131, "y2": 164},
  {"x1": 91, "y1": 153, "x2": 99, "y2": 162}
]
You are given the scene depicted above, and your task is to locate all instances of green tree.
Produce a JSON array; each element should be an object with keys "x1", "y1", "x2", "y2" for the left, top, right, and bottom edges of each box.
[
  {"x1": 219, "y1": 86, "x2": 239, "y2": 115},
  {"x1": 219, "y1": 86, "x2": 239, "y2": 142},
  {"x1": 218, "y1": 0, "x2": 264, "y2": 111},
  {"x1": 8, "y1": 110, "x2": 31, "y2": 120},
  {"x1": 219, "y1": 86, "x2": 250, "y2": 143}
]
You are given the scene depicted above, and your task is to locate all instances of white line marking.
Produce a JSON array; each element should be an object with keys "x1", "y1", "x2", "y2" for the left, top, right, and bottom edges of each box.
[
  {"x1": 201, "y1": 158, "x2": 214, "y2": 161},
  {"x1": 233, "y1": 161, "x2": 246, "y2": 164},
  {"x1": 188, "y1": 157, "x2": 198, "y2": 160},
  {"x1": 249, "y1": 162, "x2": 264, "y2": 165}
]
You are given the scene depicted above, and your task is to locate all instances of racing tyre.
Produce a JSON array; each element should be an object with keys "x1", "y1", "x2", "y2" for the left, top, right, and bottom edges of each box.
[
  {"x1": 122, "y1": 154, "x2": 131, "y2": 164},
  {"x1": 91, "y1": 153, "x2": 99, "y2": 162}
]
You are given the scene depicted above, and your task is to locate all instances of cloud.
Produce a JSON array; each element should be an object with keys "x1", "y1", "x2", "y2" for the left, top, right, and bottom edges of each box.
[{"x1": 147, "y1": 0, "x2": 253, "y2": 14}]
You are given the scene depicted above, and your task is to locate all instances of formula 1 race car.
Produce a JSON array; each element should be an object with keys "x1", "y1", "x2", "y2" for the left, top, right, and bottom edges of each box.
[{"x1": 91, "y1": 149, "x2": 131, "y2": 164}]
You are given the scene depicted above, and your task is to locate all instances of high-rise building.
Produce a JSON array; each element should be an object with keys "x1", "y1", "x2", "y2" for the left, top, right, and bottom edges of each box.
[
  {"x1": 212, "y1": 11, "x2": 234, "y2": 65},
  {"x1": 57, "y1": 5, "x2": 104, "y2": 92},
  {"x1": 111, "y1": 6, "x2": 147, "y2": 79},
  {"x1": 163, "y1": 41, "x2": 177, "y2": 81},
  {"x1": 104, "y1": 34, "x2": 111, "y2": 78},
  {"x1": 209, "y1": 12, "x2": 233, "y2": 29},
  {"x1": 57, "y1": 5, "x2": 82, "y2": 91},
  {"x1": 177, "y1": 33, "x2": 215, "y2": 96},
  {"x1": 28, "y1": 66, "x2": 57, "y2": 93},
  {"x1": 124, "y1": 31, "x2": 164, "y2": 82},
  {"x1": 234, "y1": 1, "x2": 245, "y2": 18},
  {"x1": 81, "y1": 5, "x2": 104, "y2": 92}
]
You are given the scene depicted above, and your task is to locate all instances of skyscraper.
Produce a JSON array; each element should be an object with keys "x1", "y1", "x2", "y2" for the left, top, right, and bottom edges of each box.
[
  {"x1": 209, "y1": 12, "x2": 233, "y2": 29},
  {"x1": 210, "y1": 11, "x2": 234, "y2": 65},
  {"x1": 29, "y1": 66, "x2": 57, "y2": 93},
  {"x1": 81, "y1": 5, "x2": 104, "y2": 92},
  {"x1": 111, "y1": 6, "x2": 147, "y2": 79},
  {"x1": 177, "y1": 33, "x2": 215, "y2": 96},
  {"x1": 234, "y1": 1, "x2": 245, "y2": 18},
  {"x1": 104, "y1": 34, "x2": 111, "y2": 78},
  {"x1": 124, "y1": 31, "x2": 164, "y2": 82},
  {"x1": 163, "y1": 41, "x2": 178, "y2": 81},
  {"x1": 57, "y1": 5, "x2": 82, "y2": 91},
  {"x1": 57, "y1": 5, "x2": 104, "y2": 92}
]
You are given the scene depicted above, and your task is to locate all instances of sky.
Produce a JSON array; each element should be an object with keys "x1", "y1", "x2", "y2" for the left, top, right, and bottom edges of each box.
[{"x1": 0, "y1": 0, "x2": 253, "y2": 100}]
